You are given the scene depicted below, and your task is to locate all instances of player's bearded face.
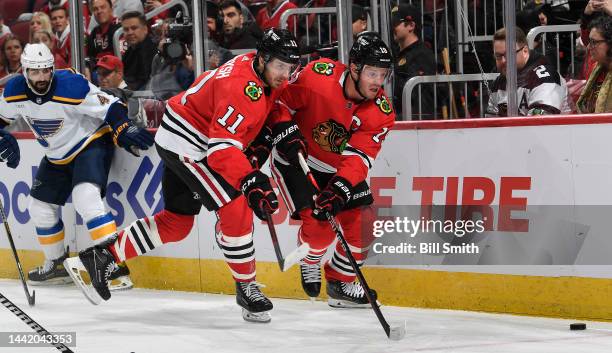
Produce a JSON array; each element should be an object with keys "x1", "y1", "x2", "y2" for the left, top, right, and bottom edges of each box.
[
  {"x1": 358, "y1": 66, "x2": 389, "y2": 99},
  {"x1": 265, "y1": 58, "x2": 298, "y2": 88},
  {"x1": 27, "y1": 68, "x2": 53, "y2": 94}
]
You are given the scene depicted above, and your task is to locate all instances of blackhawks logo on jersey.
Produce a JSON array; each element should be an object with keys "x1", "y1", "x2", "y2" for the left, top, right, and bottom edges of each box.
[
  {"x1": 375, "y1": 96, "x2": 393, "y2": 115},
  {"x1": 312, "y1": 119, "x2": 349, "y2": 154},
  {"x1": 312, "y1": 62, "x2": 335, "y2": 76},
  {"x1": 244, "y1": 81, "x2": 263, "y2": 101}
]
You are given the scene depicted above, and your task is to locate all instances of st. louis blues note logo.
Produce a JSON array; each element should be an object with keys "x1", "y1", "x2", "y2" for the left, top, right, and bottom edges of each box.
[{"x1": 25, "y1": 117, "x2": 64, "y2": 147}]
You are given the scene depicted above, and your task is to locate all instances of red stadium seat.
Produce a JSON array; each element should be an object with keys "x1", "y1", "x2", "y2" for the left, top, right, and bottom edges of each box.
[
  {"x1": 33, "y1": 0, "x2": 48, "y2": 11},
  {"x1": 9, "y1": 21, "x2": 30, "y2": 45},
  {"x1": 0, "y1": 0, "x2": 29, "y2": 24}
]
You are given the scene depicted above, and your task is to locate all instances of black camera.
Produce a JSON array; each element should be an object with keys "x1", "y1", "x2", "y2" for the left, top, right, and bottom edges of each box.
[{"x1": 161, "y1": 12, "x2": 193, "y2": 64}]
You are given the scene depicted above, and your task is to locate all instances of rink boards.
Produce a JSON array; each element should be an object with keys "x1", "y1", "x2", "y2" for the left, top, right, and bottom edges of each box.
[{"x1": 2, "y1": 114, "x2": 612, "y2": 320}]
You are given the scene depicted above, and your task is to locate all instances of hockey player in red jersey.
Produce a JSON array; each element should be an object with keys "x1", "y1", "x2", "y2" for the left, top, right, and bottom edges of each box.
[
  {"x1": 65, "y1": 29, "x2": 307, "y2": 323},
  {"x1": 267, "y1": 32, "x2": 395, "y2": 307}
]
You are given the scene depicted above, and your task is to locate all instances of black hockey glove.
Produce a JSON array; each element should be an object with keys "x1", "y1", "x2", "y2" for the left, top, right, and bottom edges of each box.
[
  {"x1": 0, "y1": 129, "x2": 20, "y2": 169},
  {"x1": 112, "y1": 121, "x2": 154, "y2": 157},
  {"x1": 245, "y1": 126, "x2": 273, "y2": 169},
  {"x1": 241, "y1": 170, "x2": 279, "y2": 221},
  {"x1": 272, "y1": 121, "x2": 307, "y2": 167},
  {"x1": 312, "y1": 176, "x2": 352, "y2": 221}
]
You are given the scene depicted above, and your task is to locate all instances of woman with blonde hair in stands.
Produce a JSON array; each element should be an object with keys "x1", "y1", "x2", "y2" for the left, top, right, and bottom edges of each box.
[
  {"x1": 29, "y1": 12, "x2": 53, "y2": 43},
  {"x1": 31, "y1": 30, "x2": 70, "y2": 69},
  {"x1": 0, "y1": 35, "x2": 24, "y2": 81},
  {"x1": 577, "y1": 15, "x2": 612, "y2": 113}
]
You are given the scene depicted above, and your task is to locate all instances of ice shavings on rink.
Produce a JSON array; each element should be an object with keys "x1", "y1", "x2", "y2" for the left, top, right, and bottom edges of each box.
[{"x1": 1, "y1": 279, "x2": 612, "y2": 353}]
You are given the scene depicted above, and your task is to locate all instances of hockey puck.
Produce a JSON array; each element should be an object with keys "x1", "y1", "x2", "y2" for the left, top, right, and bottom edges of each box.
[{"x1": 570, "y1": 323, "x2": 586, "y2": 330}]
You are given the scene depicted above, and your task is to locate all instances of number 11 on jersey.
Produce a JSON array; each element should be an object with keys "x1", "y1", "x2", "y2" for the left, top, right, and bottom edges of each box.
[{"x1": 217, "y1": 105, "x2": 245, "y2": 134}]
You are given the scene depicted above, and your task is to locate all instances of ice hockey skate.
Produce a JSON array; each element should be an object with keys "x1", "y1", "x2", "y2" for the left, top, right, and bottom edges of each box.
[
  {"x1": 236, "y1": 281, "x2": 273, "y2": 323},
  {"x1": 64, "y1": 243, "x2": 117, "y2": 305},
  {"x1": 299, "y1": 260, "x2": 321, "y2": 298},
  {"x1": 326, "y1": 280, "x2": 377, "y2": 308},
  {"x1": 27, "y1": 248, "x2": 72, "y2": 286},
  {"x1": 108, "y1": 262, "x2": 133, "y2": 292}
]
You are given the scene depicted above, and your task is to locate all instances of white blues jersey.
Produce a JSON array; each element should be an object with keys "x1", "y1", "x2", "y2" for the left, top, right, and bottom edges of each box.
[
  {"x1": 0, "y1": 69, "x2": 119, "y2": 164},
  {"x1": 486, "y1": 53, "x2": 571, "y2": 117}
]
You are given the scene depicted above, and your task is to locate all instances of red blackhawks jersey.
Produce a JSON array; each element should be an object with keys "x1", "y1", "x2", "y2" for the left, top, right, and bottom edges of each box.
[
  {"x1": 155, "y1": 52, "x2": 286, "y2": 189},
  {"x1": 272, "y1": 59, "x2": 395, "y2": 186}
]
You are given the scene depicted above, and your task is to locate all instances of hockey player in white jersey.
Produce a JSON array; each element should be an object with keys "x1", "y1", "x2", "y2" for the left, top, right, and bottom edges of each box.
[
  {"x1": 486, "y1": 27, "x2": 571, "y2": 117},
  {"x1": 0, "y1": 44, "x2": 154, "y2": 290}
]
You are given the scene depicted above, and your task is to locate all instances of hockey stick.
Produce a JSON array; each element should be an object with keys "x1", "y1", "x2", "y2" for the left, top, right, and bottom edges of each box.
[
  {"x1": 0, "y1": 292, "x2": 73, "y2": 352},
  {"x1": 264, "y1": 210, "x2": 309, "y2": 272},
  {"x1": 297, "y1": 153, "x2": 406, "y2": 341},
  {"x1": 0, "y1": 196, "x2": 35, "y2": 306}
]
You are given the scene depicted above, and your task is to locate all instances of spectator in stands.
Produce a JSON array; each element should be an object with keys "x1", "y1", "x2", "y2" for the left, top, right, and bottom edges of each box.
[
  {"x1": 86, "y1": 0, "x2": 145, "y2": 33},
  {"x1": 206, "y1": 0, "x2": 221, "y2": 43},
  {"x1": 96, "y1": 54, "x2": 126, "y2": 89},
  {"x1": 121, "y1": 11, "x2": 157, "y2": 91},
  {"x1": 31, "y1": 30, "x2": 70, "y2": 69},
  {"x1": 50, "y1": 6, "x2": 71, "y2": 67},
  {"x1": 41, "y1": 0, "x2": 69, "y2": 16},
  {"x1": 352, "y1": 4, "x2": 368, "y2": 39},
  {"x1": 256, "y1": 0, "x2": 297, "y2": 33},
  {"x1": 577, "y1": 15, "x2": 612, "y2": 113},
  {"x1": 580, "y1": 0, "x2": 612, "y2": 79},
  {"x1": 87, "y1": 0, "x2": 121, "y2": 62},
  {"x1": 0, "y1": 35, "x2": 24, "y2": 80},
  {"x1": 486, "y1": 27, "x2": 571, "y2": 117},
  {"x1": 391, "y1": 3, "x2": 436, "y2": 119},
  {"x1": 219, "y1": 0, "x2": 262, "y2": 50},
  {"x1": 0, "y1": 14, "x2": 11, "y2": 42},
  {"x1": 29, "y1": 12, "x2": 53, "y2": 43}
]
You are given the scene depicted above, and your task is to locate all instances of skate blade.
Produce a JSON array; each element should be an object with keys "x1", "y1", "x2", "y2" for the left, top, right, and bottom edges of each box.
[
  {"x1": 28, "y1": 277, "x2": 73, "y2": 286},
  {"x1": 327, "y1": 298, "x2": 371, "y2": 309},
  {"x1": 282, "y1": 243, "x2": 310, "y2": 272},
  {"x1": 242, "y1": 308, "x2": 271, "y2": 323},
  {"x1": 63, "y1": 257, "x2": 102, "y2": 305},
  {"x1": 109, "y1": 276, "x2": 134, "y2": 292}
]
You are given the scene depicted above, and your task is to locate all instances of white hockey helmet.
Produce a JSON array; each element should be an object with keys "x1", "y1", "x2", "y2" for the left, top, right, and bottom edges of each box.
[{"x1": 21, "y1": 43, "x2": 55, "y2": 95}]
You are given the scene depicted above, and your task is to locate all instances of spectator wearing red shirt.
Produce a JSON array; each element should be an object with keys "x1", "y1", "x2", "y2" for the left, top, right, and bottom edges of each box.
[
  {"x1": 256, "y1": 0, "x2": 298, "y2": 33},
  {"x1": 50, "y1": 6, "x2": 71, "y2": 67}
]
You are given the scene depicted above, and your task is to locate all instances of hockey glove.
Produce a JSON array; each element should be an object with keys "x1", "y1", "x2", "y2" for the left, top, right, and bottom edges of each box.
[
  {"x1": 241, "y1": 170, "x2": 279, "y2": 221},
  {"x1": 245, "y1": 126, "x2": 273, "y2": 169},
  {"x1": 112, "y1": 121, "x2": 155, "y2": 157},
  {"x1": 272, "y1": 121, "x2": 307, "y2": 167},
  {"x1": 0, "y1": 129, "x2": 20, "y2": 169},
  {"x1": 312, "y1": 176, "x2": 352, "y2": 221}
]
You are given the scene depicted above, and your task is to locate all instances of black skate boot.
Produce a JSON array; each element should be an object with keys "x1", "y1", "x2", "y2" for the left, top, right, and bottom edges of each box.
[
  {"x1": 77, "y1": 245, "x2": 118, "y2": 301},
  {"x1": 28, "y1": 248, "x2": 72, "y2": 286},
  {"x1": 299, "y1": 260, "x2": 321, "y2": 298},
  {"x1": 236, "y1": 281, "x2": 273, "y2": 323},
  {"x1": 326, "y1": 280, "x2": 377, "y2": 308},
  {"x1": 108, "y1": 262, "x2": 133, "y2": 291}
]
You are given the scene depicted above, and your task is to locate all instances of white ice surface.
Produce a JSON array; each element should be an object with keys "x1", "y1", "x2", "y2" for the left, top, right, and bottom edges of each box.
[{"x1": 1, "y1": 279, "x2": 612, "y2": 353}]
